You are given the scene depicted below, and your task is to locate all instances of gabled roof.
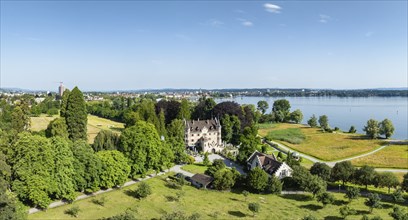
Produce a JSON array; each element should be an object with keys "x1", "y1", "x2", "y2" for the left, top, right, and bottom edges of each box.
[
  {"x1": 191, "y1": 174, "x2": 213, "y2": 186},
  {"x1": 247, "y1": 151, "x2": 284, "y2": 175},
  {"x1": 186, "y1": 119, "x2": 219, "y2": 132}
]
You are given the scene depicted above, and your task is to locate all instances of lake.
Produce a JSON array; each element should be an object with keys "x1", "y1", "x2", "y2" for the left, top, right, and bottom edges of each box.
[{"x1": 215, "y1": 96, "x2": 408, "y2": 140}]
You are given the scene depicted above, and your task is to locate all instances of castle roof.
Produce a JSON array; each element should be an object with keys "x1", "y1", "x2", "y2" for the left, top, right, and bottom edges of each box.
[{"x1": 186, "y1": 119, "x2": 219, "y2": 132}]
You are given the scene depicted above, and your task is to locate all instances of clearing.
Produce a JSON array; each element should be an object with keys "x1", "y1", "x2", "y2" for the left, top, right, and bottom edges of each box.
[
  {"x1": 351, "y1": 144, "x2": 408, "y2": 169},
  {"x1": 30, "y1": 114, "x2": 124, "y2": 143},
  {"x1": 259, "y1": 123, "x2": 385, "y2": 161}
]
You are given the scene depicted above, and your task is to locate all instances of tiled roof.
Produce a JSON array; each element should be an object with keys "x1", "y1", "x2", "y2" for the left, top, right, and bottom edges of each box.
[
  {"x1": 191, "y1": 174, "x2": 213, "y2": 185},
  {"x1": 186, "y1": 119, "x2": 219, "y2": 132}
]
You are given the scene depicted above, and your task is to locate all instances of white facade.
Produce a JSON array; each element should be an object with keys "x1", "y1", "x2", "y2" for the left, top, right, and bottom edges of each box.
[
  {"x1": 184, "y1": 119, "x2": 224, "y2": 153},
  {"x1": 247, "y1": 151, "x2": 292, "y2": 179}
]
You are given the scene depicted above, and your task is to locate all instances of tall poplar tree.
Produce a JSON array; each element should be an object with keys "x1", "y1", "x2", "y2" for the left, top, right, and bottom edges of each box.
[{"x1": 65, "y1": 87, "x2": 87, "y2": 141}]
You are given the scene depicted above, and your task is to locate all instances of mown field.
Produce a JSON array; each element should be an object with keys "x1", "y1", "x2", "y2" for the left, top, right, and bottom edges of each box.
[
  {"x1": 30, "y1": 114, "x2": 124, "y2": 143},
  {"x1": 259, "y1": 123, "x2": 385, "y2": 161},
  {"x1": 351, "y1": 144, "x2": 408, "y2": 169},
  {"x1": 29, "y1": 173, "x2": 407, "y2": 220},
  {"x1": 181, "y1": 163, "x2": 208, "y2": 174}
]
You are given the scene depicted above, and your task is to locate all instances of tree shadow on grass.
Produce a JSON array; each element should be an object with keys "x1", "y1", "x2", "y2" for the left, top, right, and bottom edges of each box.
[
  {"x1": 299, "y1": 204, "x2": 323, "y2": 211},
  {"x1": 333, "y1": 200, "x2": 348, "y2": 206},
  {"x1": 382, "y1": 203, "x2": 394, "y2": 209},
  {"x1": 356, "y1": 210, "x2": 370, "y2": 215},
  {"x1": 229, "y1": 197, "x2": 241, "y2": 202},
  {"x1": 123, "y1": 189, "x2": 137, "y2": 198},
  {"x1": 324, "y1": 216, "x2": 343, "y2": 220},
  {"x1": 228, "y1": 211, "x2": 246, "y2": 218},
  {"x1": 281, "y1": 194, "x2": 313, "y2": 202}
]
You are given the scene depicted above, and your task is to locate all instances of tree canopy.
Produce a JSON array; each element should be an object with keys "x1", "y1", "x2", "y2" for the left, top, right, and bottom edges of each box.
[{"x1": 65, "y1": 87, "x2": 88, "y2": 141}]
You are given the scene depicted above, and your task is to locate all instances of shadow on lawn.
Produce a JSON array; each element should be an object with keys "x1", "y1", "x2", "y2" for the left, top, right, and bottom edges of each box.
[
  {"x1": 228, "y1": 211, "x2": 246, "y2": 218},
  {"x1": 281, "y1": 194, "x2": 313, "y2": 202},
  {"x1": 299, "y1": 204, "x2": 322, "y2": 211},
  {"x1": 324, "y1": 216, "x2": 343, "y2": 220},
  {"x1": 333, "y1": 200, "x2": 348, "y2": 206}
]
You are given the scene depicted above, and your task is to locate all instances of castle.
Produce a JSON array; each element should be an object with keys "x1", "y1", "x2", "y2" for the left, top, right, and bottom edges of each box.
[{"x1": 184, "y1": 118, "x2": 224, "y2": 153}]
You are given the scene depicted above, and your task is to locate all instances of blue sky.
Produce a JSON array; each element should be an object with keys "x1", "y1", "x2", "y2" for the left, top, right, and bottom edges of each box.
[{"x1": 1, "y1": 1, "x2": 407, "y2": 91}]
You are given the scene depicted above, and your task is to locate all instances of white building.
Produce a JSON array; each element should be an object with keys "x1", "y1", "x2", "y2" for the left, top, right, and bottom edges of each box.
[
  {"x1": 184, "y1": 118, "x2": 224, "y2": 153},
  {"x1": 247, "y1": 151, "x2": 292, "y2": 179}
]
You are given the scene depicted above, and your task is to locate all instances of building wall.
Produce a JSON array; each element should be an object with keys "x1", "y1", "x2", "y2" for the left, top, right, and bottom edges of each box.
[
  {"x1": 185, "y1": 120, "x2": 223, "y2": 153},
  {"x1": 273, "y1": 163, "x2": 292, "y2": 179}
]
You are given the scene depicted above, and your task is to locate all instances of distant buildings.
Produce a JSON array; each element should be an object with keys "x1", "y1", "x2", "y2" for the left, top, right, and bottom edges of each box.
[{"x1": 184, "y1": 118, "x2": 224, "y2": 153}]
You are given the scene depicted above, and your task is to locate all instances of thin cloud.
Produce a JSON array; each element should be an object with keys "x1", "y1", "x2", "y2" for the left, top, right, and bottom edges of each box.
[
  {"x1": 319, "y1": 14, "x2": 331, "y2": 23},
  {"x1": 234, "y1": 9, "x2": 246, "y2": 14},
  {"x1": 237, "y1": 18, "x2": 253, "y2": 27},
  {"x1": 175, "y1": 34, "x2": 193, "y2": 42},
  {"x1": 264, "y1": 3, "x2": 282, "y2": 13},
  {"x1": 201, "y1": 19, "x2": 224, "y2": 28}
]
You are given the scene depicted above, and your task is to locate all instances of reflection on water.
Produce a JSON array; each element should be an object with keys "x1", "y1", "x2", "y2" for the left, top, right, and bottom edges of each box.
[{"x1": 215, "y1": 96, "x2": 408, "y2": 140}]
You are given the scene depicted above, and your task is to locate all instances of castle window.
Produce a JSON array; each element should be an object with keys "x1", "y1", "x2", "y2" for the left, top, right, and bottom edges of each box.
[{"x1": 191, "y1": 139, "x2": 194, "y2": 142}]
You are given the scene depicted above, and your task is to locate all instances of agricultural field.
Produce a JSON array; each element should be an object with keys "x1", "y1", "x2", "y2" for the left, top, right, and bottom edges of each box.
[
  {"x1": 259, "y1": 123, "x2": 385, "y2": 161},
  {"x1": 351, "y1": 144, "x2": 408, "y2": 169},
  {"x1": 29, "y1": 173, "x2": 406, "y2": 220},
  {"x1": 30, "y1": 114, "x2": 124, "y2": 143}
]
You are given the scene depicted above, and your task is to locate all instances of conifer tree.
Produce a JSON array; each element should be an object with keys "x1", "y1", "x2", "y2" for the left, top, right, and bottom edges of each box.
[{"x1": 65, "y1": 87, "x2": 87, "y2": 141}]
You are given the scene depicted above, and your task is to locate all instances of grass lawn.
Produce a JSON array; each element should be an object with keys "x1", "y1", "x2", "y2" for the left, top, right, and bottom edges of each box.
[
  {"x1": 30, "y1": 114, "x2": 124, "y2": 143},
  {"x1": 30, "y1": 114, "x2": 58, "y2": 131},
  {"x1": 259, "y1": 123, "x2": 385, "y2": 161},
  {"x1": 29, "y1": 173, "x2": 407, "y2": 220},
  {"x1": 351, "y1": 144, "x2": 408, "y2": 169},
  {"x1": 181, "y1": 163, "x2": 208, "y2": 174}
]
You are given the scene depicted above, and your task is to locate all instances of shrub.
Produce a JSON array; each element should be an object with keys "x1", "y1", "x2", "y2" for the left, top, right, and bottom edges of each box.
[
  {"x1": 134, "y1": 182, "x2": 152, "y2": 199},
  {"x1": 248, "y1": 202, "x2": 260, "y2": 217},
  {"x1": 302, "y1": 214, "x2": 317, "y2": 220},
  {"x1": 91, "y1": 196, "x2": 106, "y2": 207},
  {"x1": 339, "y1": 205, "x2": 357, "y2": 218},
  {"x1": 65, "y1": 206, "x2": 80, "y2": 218},
  {"x1": 317, "y1": 192, "x2": 335, "y2": 206}
]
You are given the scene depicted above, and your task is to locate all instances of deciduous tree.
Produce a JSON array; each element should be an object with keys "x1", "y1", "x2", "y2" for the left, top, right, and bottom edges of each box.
[
  {"x1": 97, "y1": 150, "x2": 130, "y2": 188},
  {"x1": 363, "y1": 119, "x2": 380, "y2": 139},
  {"x1": 380, "y1": 119, "x2": 395, "y2": 139},
  {"x1": 290, "y1": 109, "x2": 303, "y2": 124},
  {"x1": 257, "y1": 101, "x2": 269, "y2": 115},
  {"x1": 331, "y1": 161, "x2": 355, "y2": 186},
  {"x1": 247, "y1": 167, "x2": 268, "y2": 192},
  {"x1": 307, "y1": 115, "x2": 318, "y2": 128},
  {"x1": 45, "y1": 118, "x2": 69, "y2": 139},
  {"x1": 318, "y1": 115, "x2": 329, "y2": 131}
]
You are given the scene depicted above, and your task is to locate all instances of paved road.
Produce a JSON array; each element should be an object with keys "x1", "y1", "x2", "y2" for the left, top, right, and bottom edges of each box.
[
  {"x1": 195, "y1": 154, "x2": 246, "y2": 175},
  {"x1": 265, "y1": 140, "x2": 407, "y2": 173}
]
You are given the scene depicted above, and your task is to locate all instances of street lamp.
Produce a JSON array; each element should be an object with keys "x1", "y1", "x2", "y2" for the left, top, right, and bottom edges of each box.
[{"x1": 338, "y1": 184, "x2": 341, "y2": 193}]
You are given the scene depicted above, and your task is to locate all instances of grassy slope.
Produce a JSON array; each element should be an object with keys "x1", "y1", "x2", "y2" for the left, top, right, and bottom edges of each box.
[
  {"x1": 30, "y1": 114, "x2": 124, "y2": 143},
  {"x1": 181, "y1": 163, "x2": 208, "y2": 174},
  {"x1": 29, "y1": 174, "x2": 406, "y2": 220},
  {"x1": 259, "y1": 123, "x2": 385, "y2": 161},
  {"x1": 351, "y1": 144, "x2": 408, "y2": 169}
]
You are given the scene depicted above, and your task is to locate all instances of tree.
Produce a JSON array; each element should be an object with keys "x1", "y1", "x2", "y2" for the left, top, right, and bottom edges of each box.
[
  {"x1": 363, "y1": 119, "x2": 380, "y2": 139},
  {"x1": 380, "y1": 119, "x2": 395, "y2": 139},
  {"x1": 155, "y1": 100, "x2": 181, "y2": 125},
  {"x1": 349, "y1": 126, "x2": 357, "y2": 133},
  {"x1": 191, "y1": 97, "x2": 216, "y2": 120},
  {"x1": 317, "y1": 192, "x2": 335, "y2": 206},
  {"x1": 272, "y1": 99, "x2": 291, "y2": 122},
  {"x1": 50, "y1": 137, "x2": 76, "y2": 201},
  {"x1": 65, "y1": 87, "x2": 88, "y2": 141},
  {"x1": 60, "y1": 89, "x2": 71, "y2": 117},
  {"x1": 205, "y1": 159, "x2": 226, "y2": 177},
  {"x1": 212, "y1": 168, "x2": 237, "y2": 191},
  {"x1": 230, "y1": 115, "x2": 242, "y2": 146},
  {"x1": 97, "y1": 150, "x2": 131, "y2": 188},
  {"x1": 308, "y1": 175, "x2": 327, "y2": 198},
  {"x1": 247, "y1": 167, "x2": 268, "y2": 192},
  {"x1": 376, "y1": 172, "x2": 400, "y2": 193},
  {"x1": 11, "y1": 133, "x2": 55, "y2": 209},
  {"x1": 339, "y1": 205, "x2": 357, "y2": 218},
  {"x1": 389, "y1": 206, "x2": 408, "y2": 220},
  {"x1": 403, "y1": 173, "x2": 408, "y2": 192},
  {"x1": 302, "y1": 214, "x2": 317, "y2": 220},
  {"x1": 331, "y1": 161, "x2": 355, "y2": 186},
  {"x1": 265, "y1": 176, "x2": 282, "y2": 194},
  {"x1": 354, "y1": 165, "x2": 376, "y2": 189},
  {"x1": 345, "y1": 186, "x2": 360, "y2": 202},
  {"x1": 203, "y1": 152, "x2": 210, "y2": 166},
  {"x1": 257, "y1": 101, "x2": 269, "y2": 115},
  {"x1": 221, "y1": 115, "x2": 233, "y2": 143},
  {"x1": 307, "y1": 115, "x2": 318, "y2": 128},
  {"x1": 248, "y1": 202, "x2": 260, "y2": 217},
  {"x1": 119, "y1": 121, "x2": 163, "y2": 177},
  {"x1": 391, "y1": 189, "x2": 405, "y2": 203},
  {"x1": 237, "y1": 126, "x2": 259, "y2": 163},
  {"x1": 134, "y1": 182, "x2": 152, "y2": 199},
  {"x1": 45, "y1": 118, "x2": 69, "y2": 139},
  {"x1": 11, "y1": 106, "x2": 30, "y2": 133},
  {"x1": 71, "y1": 140, "x2": 102, "y2": 193},
  {"x1": 178, "y1": 99, "x2": 191, "y2": 120},
  {"x1": 166, "y1": 119, "x2": 187, "y2": 164},
  {"x1": 365, "y1": 193, "x2": 382, "y2": 213},
  {"x1": 290, "y1": 109, "x2": 303, "y2": 124},
  {"x1": 157, "y1": 109, "x2": 167, "y2": 138},
  {"x1": 65, "y1": 206, "x2": 80, "y2": 218},
  {"x1": 310, "y1": 162, "x2": 332, "y2": 181},
  {"x1": 318, "y1": 115, "x2": 329, "y2": 131},
  {"x1": 93, "y1": 130, "x2": 120, "y2": 152}
]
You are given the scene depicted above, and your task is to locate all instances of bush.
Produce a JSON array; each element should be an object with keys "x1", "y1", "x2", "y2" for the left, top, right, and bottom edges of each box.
[
  {"x1": 302, "y1": 214, "x2": 317, "y2": 220},
  {"x1": 349, "y1": 126, "x2": 357, "y2": 133},
  {"x1": 134, "y1": 182, "x2": 152, "y2": 199},
  {"x1": 339, "y1": 205, "x2": 357, "y2": 218},
  {"x1": 317, "y1": 192, "x2": 335, "y2": 206},
  {"x1": 65, "y1": 206, "x2": 80, "y2": 218},
  {"x1": 248, "y1": 202, "x2": 260, "y2": 217},
  {"x1": 91, "y1": 196, "x2": 106, "y2": 206}
]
